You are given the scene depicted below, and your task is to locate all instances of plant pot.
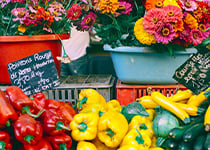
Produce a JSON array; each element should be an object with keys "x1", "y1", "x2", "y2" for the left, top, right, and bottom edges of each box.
[
  {"x1": 0, "y1": 33, "x2": 70, "y2": 84},
  {"x1": 104, "y1": 45, "x2": 197, "y2": 84}
]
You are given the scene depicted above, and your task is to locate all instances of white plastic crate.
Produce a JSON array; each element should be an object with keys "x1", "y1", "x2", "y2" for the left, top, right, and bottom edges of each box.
[{"x1": 44, "y1": 74, "x2": 115, "y2": 104}]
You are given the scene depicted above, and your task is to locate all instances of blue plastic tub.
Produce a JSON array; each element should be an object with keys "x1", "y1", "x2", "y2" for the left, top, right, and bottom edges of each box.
[{"x1": 104, "y1": 45, "x2": 197, "y2": 84}]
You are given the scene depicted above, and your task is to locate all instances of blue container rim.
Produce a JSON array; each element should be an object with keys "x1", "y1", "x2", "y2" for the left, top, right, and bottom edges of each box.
[{"x1": 104, "y1": 45, "x2": 197, "y2": 54}]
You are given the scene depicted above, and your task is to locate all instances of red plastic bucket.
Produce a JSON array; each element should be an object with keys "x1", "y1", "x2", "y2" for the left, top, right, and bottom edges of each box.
[{"x1": 0, "y1": 33, "x2": 70, "y2": 84}]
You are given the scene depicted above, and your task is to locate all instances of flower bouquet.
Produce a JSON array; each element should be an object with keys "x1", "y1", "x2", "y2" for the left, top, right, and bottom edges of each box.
[
  {"x1": 91, "y1": 0, "x2": 210, "y2": 55},
  {"x1": 0, "y1": 0, "x2": 96, "y2": 36},
  {"x1": 92, "y1": 0, "x2": 146, "y2": 48},
  {"x1": 134, "y1": 0, "x2": 210, "y2": 55}
]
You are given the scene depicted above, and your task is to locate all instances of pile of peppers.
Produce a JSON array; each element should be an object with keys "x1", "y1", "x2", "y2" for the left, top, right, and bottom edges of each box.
[
  {"x1": 69, "y1": 88, "x2": 154, "y2": 150},
  {"x1": 0, "y1": 87, "x2": 154, "y2": 150},
  {"x1": 0, "y1": 86, "x2": 77, "y2": 150}
]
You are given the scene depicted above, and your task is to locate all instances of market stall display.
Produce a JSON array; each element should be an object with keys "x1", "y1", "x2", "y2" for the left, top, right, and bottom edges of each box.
[{"x1": 0, "y1": 84, "x2": 210, "y2": 149}]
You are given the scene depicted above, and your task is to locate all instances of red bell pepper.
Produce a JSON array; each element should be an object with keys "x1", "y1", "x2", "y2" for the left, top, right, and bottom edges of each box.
[
  {"x1": 44, "y1": 99, "x2": 61, "y2": 110},
  {"x1": 42, "y1": 109, "x2": 70, "y2": 136},
  {"x1": 5, "y1": 86, "x2": 44, "y2": 118},
  {"x1": 30, "y1": 92, "x2": 46, "y2": 113},
  {"x1": 24, "y1": 138, "x2": 53, "y2": 150},
  {"x1": 14, "y1": 114, "x2": 43, "y2": 145},
  {"x1": 45, "y1": 134, "x2": 72, "y2": 150},
  {"x1": 0, "y1": 90, "x2": 18, "y2": 127},
  {"x1": 0, "y1": 131, "x2": 12, "y2": 150},
  {"x1": 58, "y1": 101, "x2": 77, "y2": 124},
  {"x1": 44, "y1": 99, "x2": 77, "y2": 124}
]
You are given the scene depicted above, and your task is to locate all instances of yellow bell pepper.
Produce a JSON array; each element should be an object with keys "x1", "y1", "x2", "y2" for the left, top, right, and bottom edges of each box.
[
  {"x1": 92, "y1": 137, "x2": 116, "y2": 150},
  {"x1": 146, "y1": 109, "x2": 156, "y2": 121},
  {"x1": 70, "y1": 112, "x2": 99, "y2": 141},
  {"x1": 150, "y1": 136, "x2": 157, "y2": 148},
  {"x1": 77, "y1": 89, "x2": 107, "y2": 110},
  {"x1": 149, "y1": 147, "x2": 164, "y2": 150},
  {"x1": 80, "y1": 103, "x2": 106, "y2": 114},
  {"x1": 97, "y1": 111, "x2": 128, "y2": 148},
  {"x1": 128, "y1": 115, "x2": 153, "y2": 138},
  {"x1": 117, "y1": 145, "x2": 140, "y2": 150},
  {"x1": 77, "y1": 141, "x2": 97, "y2": 150},
  {"x1": 120, "y1": 128, "x2": 151, "y2": 149},
  {"x1": 106, "y1": 99, "x2": 122, "y2": 112}
]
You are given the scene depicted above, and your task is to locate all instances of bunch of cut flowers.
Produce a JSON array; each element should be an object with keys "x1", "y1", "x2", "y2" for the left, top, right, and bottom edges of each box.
[
  {"x1": 134, "y1": 0, "x2": 210, "y2": 55},
  {"x1": 91, "y1": 0, "x2": 146, "y2": 48},
  {"x1": 0, "y1": 0, "x2": 97, "y2": 36}
]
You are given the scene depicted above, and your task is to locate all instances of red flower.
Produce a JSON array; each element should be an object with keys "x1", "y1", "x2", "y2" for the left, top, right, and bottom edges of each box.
[
  {"x1": 67, "y1": 3, "x2": 82, "y2": 20},
  {"x1": 195, "y1": 2, "x2": 210, "y2": 23},
  {"x1": 36, "y1": 7, "x2": 54, "y2": 25}
]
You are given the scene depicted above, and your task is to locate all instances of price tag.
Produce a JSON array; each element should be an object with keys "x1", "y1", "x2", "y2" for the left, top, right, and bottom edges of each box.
[
  {"x1": 7, "y1": 50, "x2": 60, "y2": 96},
  {"x1": 173, "y1": 51, "x2": 210, "y2": 95}
]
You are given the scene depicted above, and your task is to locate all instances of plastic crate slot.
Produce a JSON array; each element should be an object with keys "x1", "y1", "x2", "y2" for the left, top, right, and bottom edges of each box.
[{"x1": 116, "y1": 80, "x2": 187, "y2": 106}]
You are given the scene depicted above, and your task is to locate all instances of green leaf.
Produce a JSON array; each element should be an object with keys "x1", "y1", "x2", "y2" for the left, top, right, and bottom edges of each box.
[{"x1": 121, "y1": 102, "x2": 149, "y2": 123}]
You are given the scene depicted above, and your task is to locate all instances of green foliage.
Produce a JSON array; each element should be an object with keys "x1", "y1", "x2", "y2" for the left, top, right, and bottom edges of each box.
[{"x1": 94, "y1": 0, "x2": 146, "y2": 48}]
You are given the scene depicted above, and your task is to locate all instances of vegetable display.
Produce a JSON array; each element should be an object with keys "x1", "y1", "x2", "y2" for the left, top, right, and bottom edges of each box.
[
  {"x1": 0, "y1": 86, "x2": 210, "y2": 150},
  {"x1": 0, "y1": 86, "x2": 75, "y2": 150}
]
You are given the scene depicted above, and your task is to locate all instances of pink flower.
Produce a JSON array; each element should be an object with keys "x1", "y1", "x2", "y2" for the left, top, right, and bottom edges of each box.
[
  {"x1": 48, "y1": 2, "x2": 66, "y2": 21},
  {"x1": 116, "y1": 1, "x2": 132, "y2": 15},
  {"x1": 11, "y1": 8, "x2": 29, "y2": 24},
  {"x1": 0, "y1": 0, "x2": 10, "y2": 8},
  {"x1": 163, "y1": 5, "x2": 183, "y2": 23},
  {"x1": 155, "y1": 23, "x2": 175, "y2": 44},
  {"x1": 189, "y1": 29, "x2": 203, "y2": 45},
  {"x1": 198, "y1": 23, "x2": 210, "y2": 39},
  {"x1": 80, "y1": 12, "x2": 96, "y2": 30},
  {"x1": 24, "y1": 13, "x2": 38, "y2": 26},
  {"x1": 28, "y1": 5, "x2": 38, "y2": 13},
  {"x1": 180, "y1": 0, "x2": 197, "y2": 12},
  {"x1": 143, "y1": 8, "x2": 167, "y2": 35},
  {"x1": 43, "y1": 26, "x2": 53, "y2": 33},
  {"x1": 11, "y1": 0, "x2": 23, "y2": 3},
  {"x1": 179, "y1": 24, "x2": 191, "y2": 42}
]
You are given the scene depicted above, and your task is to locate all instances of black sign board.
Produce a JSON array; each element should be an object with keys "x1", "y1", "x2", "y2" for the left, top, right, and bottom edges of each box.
[
  {"x1": 173, "y1": 51, "x2": 210, "y2": 95},
  {"x1": 7, "y1": 50, "x2": 60, "y2": 96}
]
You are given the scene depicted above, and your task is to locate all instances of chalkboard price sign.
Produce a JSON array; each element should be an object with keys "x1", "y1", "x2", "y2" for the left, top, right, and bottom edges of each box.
[
  {"x1": 7, "y1": 50, "x2": 60, "y2": 96},
  {"x1": 173, "y1": 51, "x2": 210, "y2": 95}
]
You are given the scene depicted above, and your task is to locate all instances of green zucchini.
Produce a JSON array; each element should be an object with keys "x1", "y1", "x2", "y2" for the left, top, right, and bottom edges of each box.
[
  {"x1": 204, "y1": 132, "x2": 210, "y2": 150},
  {"x1": 182, "y1": 123, "x2": 205, "y2": 143},
  {"x1": 163, "y1": 139, "x2": 178, "y2": 150},
  {"x1": 193, "y1": 133, "x2": 207, "y2": 150},
  {"x1": 178, "y1": 141, "x2": 192, "y2": 150},
  {"x1": 190, "y1": 115, "x2": 204, "y2": 124},
  {"x1": 168, "y1": 124, "x2": 191, "y2": 141}
]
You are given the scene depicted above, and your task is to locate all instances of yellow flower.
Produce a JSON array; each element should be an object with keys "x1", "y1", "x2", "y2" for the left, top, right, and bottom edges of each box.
[
  {"x1": 98, "y1": 0, "x2": 119, "y2": 14},
  {"x1": 134, "y1": 18, "x2": 156, "y2": 45},
  {"x1": 184, "y1": 13, "x2": 198, "y2": 29},
  {"x1": 163, "y1": 0, "x2": 180, "y2": 8},
  {"x1": 18, "y1": 24, "x2": 26, "y2": 33}
]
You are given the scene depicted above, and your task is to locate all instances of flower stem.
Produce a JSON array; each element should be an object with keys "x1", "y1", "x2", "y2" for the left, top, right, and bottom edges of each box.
[{"x1": 5, "y1": 3, "x2": 18, "y2": 35}]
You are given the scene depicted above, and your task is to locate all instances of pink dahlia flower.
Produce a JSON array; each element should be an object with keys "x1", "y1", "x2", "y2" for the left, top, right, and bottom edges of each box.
[
  {"x1": 198, "y1": 23, "x2": 210, "y2": 39},
  {"x1": 155, "y1": 23, "x2": 176, "y2": 44},
  {"x1": 190, "y1": 29, "x2": 203, "y2": 45},
  {"x1": 163, "y1": 5, "x2": 183, "y2": 23},
  {"x1": 143, "y1": 8, "x2": 167, "y2": 35},
  {"x1": 180, "y1": 0, "x2": 197, "y2": 12},
  {"x1": 11, "y1": 8, "x2": 29, "y2": 24},
  {"x1": 80, "y1": 12, "x2": 96, "y2": 30}
]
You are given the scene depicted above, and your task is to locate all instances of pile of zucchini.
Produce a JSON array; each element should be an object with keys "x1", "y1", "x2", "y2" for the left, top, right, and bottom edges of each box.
[{"x1": 137, "y1": 88, "x2": 210, "y2": 150}]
